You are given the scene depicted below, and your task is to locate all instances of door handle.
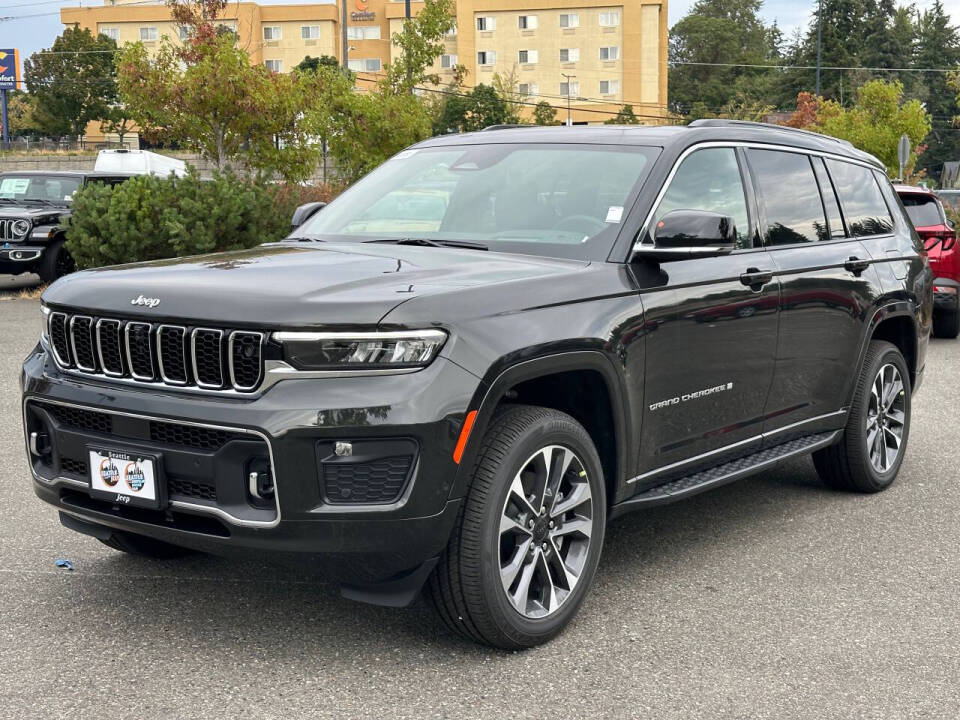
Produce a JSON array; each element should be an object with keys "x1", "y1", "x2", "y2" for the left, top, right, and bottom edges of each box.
[
  {"x1": 739, "y1": 268, "x2": 773, "y2": 290},
  {"x1": 844, "y1": 256, "x2": 870, "y2": 276}
]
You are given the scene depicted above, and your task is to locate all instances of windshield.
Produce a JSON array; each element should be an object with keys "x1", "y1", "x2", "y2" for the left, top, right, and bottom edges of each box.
[
  {"x1": 295, "y1": 143, "x2": 659, "y2": 260},
  {"x1": 901, "y1": 194, "x2": 945, "y2": 227},
  {"x1": 0, "y1": 175, "x2": 81, "y2": 205}
]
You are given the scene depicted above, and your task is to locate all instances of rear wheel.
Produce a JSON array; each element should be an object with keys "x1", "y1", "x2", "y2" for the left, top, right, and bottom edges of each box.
[
  {"x1": 813, "y1": 340, "x2": 911, "y2": 493},
  {"x1": 99, "y1": 531, "x2": 194, "y2": 559},
  {"x1": 37, "y1": 238, "x2": 75, "y2": 284},
  {"x1": 427, "y1": 405, "x2": 606, "y2": 649},
  {"x1": 932, "y1": 306, "x2": 960, "y2": 339}
]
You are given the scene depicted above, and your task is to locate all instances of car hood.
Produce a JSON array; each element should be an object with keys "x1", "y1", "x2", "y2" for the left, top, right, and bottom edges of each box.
[
  {"x1": 0, "y1": 205, "x2": 67, "y2": 220},
  {"x1": 42, "y1": 242, "x2": 590, "y2": 326}
]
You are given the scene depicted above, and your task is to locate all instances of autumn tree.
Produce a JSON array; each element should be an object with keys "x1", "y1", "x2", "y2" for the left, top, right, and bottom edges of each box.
[{"x1": 24, "y1": 27, "x2": 119, "y2": 138}]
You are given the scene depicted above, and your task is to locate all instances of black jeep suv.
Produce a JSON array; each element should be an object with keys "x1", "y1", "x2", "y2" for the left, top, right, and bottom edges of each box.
[
  {"x1": 0, "y1": 171, "x2": 132, "y2": 282},
  {"x1": 22, "y1": 122, "x2": 932, "y2": 649}
]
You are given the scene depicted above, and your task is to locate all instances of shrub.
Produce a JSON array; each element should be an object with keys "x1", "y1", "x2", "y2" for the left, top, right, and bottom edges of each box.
[{"x1": 65, "y1": 170, "x2": 336, "y2": 269}]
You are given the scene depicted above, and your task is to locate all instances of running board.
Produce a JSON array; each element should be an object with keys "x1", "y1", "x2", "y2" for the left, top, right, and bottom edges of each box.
[{"x1": 612, "y1": 431, "x2": 840, "y2": 517}]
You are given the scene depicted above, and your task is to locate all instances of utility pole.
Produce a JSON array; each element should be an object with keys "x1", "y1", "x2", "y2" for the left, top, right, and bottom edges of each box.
[
  {"x1": 405, "y1": 0, "x2": 412, "y2": 91},
  {"x1": 341, "y1": 0, "x2": 348, "y2": 70},
  {"x1": 562, "y1": 73, "x2": 575, "y2": 126},
  {"x1": 815, "y1": 0, "x2": 822, "y2": 97}
]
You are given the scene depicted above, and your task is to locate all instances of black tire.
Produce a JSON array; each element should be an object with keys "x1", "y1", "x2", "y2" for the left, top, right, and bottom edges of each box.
[
  {"x1": 37, "y1": 238, "x2": 75, "y2": 284},
  {"x1": 427, "y1": 405, "x2": 607, "y2": 650},
  {"x1": 813, "y1": 340, "x2": 911, "y2": 493},
  {"x1": 932, "y1": 307, "x2": 960, "y2": 339},
  {"x1": 98, "y1": 530, "x2": 194, "y2": 559}
]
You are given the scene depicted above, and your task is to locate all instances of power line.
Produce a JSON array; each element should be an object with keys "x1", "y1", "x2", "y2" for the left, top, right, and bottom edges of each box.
[{"x1": 667, "y1": 60, "x2": 960, "y2": 73}]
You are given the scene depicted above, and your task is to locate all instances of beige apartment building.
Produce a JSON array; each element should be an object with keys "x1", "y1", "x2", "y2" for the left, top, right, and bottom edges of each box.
[{"x1": 62, "y1": 0, "x2": 668, "y2": 127}]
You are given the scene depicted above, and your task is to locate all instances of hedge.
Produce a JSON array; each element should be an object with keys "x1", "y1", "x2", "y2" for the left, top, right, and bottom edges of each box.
[{"x1": 65, "y1": 170, "x2": 335, "y2": 269}]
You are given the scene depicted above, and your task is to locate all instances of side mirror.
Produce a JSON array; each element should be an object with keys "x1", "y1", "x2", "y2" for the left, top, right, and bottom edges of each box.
[
  {"x1": 291, "y1": 202, "x2": 326, "y2": 231},
  {"x1": 633, "y1": 210, "x2": 737, "y2": 261}
]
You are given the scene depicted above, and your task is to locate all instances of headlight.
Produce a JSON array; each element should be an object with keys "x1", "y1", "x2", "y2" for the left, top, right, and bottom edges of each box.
[
  {"x1": 13, "y1": 219, "x2": 31, "y2": 238},
  {"x1": 273, "y1": 329, "x2": 447, "y2": 370},
  {"x1": 40, "y1": 304, "x2": 50, "y2": 341}
]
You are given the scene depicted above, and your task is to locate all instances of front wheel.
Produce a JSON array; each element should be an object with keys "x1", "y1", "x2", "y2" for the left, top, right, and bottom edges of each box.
[
  {"x1": 813, "y1": 340, "x2": 911, "y2": 493},
  {"x1": 37, "y1": 239, "x2": 75, "y2": 284},
  {"x1": 427, "y1": 405, "x2": 606, "y2": 649}
]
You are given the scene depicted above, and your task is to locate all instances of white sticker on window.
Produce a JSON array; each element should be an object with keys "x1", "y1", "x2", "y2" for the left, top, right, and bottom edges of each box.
[
  {"x1": 605, "y1": 206, "x2": 624, "y2": 223},
  {"x1": 0, "y1": 178, "x2": 29, "y2": 195},
  {"x1": 392, "y1": 149, "x2": 419, "y2": 161}
]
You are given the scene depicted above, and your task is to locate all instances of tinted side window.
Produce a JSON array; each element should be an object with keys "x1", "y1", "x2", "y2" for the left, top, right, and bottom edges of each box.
[
  {"x1": 900, "y1": 195, "x2": 945, "y2": 227},
  {"x1": 812, "y1": 157, "x2": 845, "y2": 239},
  {"x1": 653, "y1": 147, "x2": 750, "y2": 248},
  {"x1": 747, "y1": 149, "x2": 826, "y2": 245},
  {"x1": 826, "y1": 159, "x2": 893, "y2": 237}
]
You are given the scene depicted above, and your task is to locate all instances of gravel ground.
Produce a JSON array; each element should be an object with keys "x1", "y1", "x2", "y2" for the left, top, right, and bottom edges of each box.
[{"x1": 1, "y1": 289, "x2": 959, "y2": 719}]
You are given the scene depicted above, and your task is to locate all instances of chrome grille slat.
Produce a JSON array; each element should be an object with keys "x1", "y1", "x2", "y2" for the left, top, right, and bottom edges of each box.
[
  {"x1": 47, "y1": 312, "x2": 262, "y2": 393},
  {"x1": 0, "y1": 220, "x2": 11, "y2": 241}
]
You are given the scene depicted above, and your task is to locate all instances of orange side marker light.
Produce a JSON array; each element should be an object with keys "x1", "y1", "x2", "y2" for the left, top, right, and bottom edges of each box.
[{"x1": 453, "y1": 410, "x2": 478, "y2": 464}]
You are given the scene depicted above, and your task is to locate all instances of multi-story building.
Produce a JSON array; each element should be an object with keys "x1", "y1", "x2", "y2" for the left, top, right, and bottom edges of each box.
[{"x1": 62, "y1": 0, "x2": 667, "y2": 127}]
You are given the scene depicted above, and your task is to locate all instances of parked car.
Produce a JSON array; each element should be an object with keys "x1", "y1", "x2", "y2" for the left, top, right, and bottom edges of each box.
[
  {"x1": 23, "y1": 121, "x2": 931, "y2": 649},
  {"x1": 0, "y1": 171, "x2": 132, "y2": 282},
  {"x1": 895, "y1": 184, "x2": 959, "y2": 338}
]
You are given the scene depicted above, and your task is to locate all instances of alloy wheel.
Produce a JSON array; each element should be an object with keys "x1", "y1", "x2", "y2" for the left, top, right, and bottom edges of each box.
[
  {"x1": 866, "y1": 363, "x2": 906, "y2": 473},
  {"x1": 498, "y1": 445, "x2": 594, "y2": 619}
]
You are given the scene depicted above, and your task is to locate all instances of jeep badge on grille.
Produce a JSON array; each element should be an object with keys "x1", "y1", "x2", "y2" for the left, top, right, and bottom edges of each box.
[{"x1": 130, "y1": 295, "x2": 160, "y2": 308}]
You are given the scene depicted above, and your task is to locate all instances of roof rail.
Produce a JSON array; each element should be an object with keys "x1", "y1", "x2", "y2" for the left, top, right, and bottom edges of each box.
[
  {"x1": 687, "y1": 119, "x2": 854, "y2": 148},
  {"x1": 481, "y1": 124, "x2": 535, "y2": 131}
]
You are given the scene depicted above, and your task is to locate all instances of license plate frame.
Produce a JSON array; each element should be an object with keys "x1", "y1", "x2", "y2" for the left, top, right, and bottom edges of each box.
[{"x1": 87, "y1": 447, "x2": 166, "y2": 510}]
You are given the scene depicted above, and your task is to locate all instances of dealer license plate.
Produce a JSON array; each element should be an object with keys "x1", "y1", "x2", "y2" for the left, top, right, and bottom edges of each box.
[{"x1": 88, "y1": 449, "x2": 162, "y2": 509}]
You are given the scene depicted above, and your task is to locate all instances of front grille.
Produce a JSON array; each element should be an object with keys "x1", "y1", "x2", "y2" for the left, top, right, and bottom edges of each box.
[
  {"x1": 149, "y1": 420, "x2": 244, "y2": 451},
  {"x1": 47, "y1": 311, "x2": 264, "y2": 393},
  {"x1": 168, "y1": 478, "x2": 217, "y2": 501},
  {"x1": 323, "y1": 456, "x2": 412, "y2": 504},
  {"x1": 60, "y1": 456, "x2": 88, "y2": 478},
  {"x1": 43, "y1": 403, "x2": 113, "y2": 434},
  {"x1": 0, "y1": 219, "x2": 19, "y2": 241}
]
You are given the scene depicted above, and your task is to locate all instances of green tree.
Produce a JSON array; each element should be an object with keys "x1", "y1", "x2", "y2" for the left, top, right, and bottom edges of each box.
[
  {"x1": 604, "y1": 104, "x2": 640, "y2": 124},
  {"x1": 492, "y1": 67, "x2": 523, "y2": 124},
  {"x1": 437, "y1": 84, "x2": 508, "y2": 133},
  {"x1": 23, "y1": 27, "x2": 119, "y2": 138},
  {"x1": 668, "y1": 0, "x2": 782, "y2": 115},
  {"x1": 99, "y1": 105, "x2": 135, "y2": 145},
  {"x1": 117, "y1": 1, "x2": 338, "y2": 182},
  {"x1": 818, "y1": 79, "x2": 931, "y2": 176},
  {"x1": 916, "y1": 1, "x2": 960, "y2": 181},
  {"x1": 296, "y1": 55, "x2": 341, "y2": 73},
  {"x1": 532, "y1": 100, "x2": 558, "y2": 126},
  {"x1": 3, "y1": 91, "x2": 40, "y2": 137},
  {"x1": 384, "y1": 0, "x2": 456, "y2": 94}
]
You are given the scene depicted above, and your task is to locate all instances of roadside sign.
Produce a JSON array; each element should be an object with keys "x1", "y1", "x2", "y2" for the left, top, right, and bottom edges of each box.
[
  {"x1": 0, "y1": 49, "x2": 20, "y2": 91},
  {"x1": 897, "y1": 134, "x2": 910, "y2": 180}
]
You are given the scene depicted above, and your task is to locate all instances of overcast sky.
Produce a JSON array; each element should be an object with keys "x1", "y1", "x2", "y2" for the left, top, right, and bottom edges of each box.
[{"x1": 2, "y1": 0, "x2": 958, "y2": 73}]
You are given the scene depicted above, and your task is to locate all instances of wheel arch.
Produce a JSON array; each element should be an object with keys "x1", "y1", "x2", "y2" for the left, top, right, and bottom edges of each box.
[
  {"x1": 857, "y1": 302, "x2": 919, "y2": 392},
  {"x1": 449, "y1": 351, "x2": 630, "y2": 508}
]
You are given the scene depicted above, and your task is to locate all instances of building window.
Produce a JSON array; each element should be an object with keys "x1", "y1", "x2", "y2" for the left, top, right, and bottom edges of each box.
[
  {"x1": 517, "y1": 49, "x2": 538, "y2": 64},
  {"x1": 346, "y1": 25, "x2": 381, "y2": 40},
  {"x1": 599, "y1": 79, "x2": 619, "y2": 95},
  {"x1": 477, "y1": 50, "x2": 496, "y2": 66},
  {"x1": 445, "y1": 23, "x2": 457, "y2": 37},
  {"x1": 476, "y1": 16, "x2": 495, "y2": 31},
  {"x1": 347, "y1": 58, "x2": 382, "y2": 72},
  {"x1": 178, "y1": 26, "x2": 191, "y2": 41},
  {"x1": 559, "y1": 13, "x2": 579, "y2": 28},
  {"x1": 139, "y1": 27, "x2": 158, "y2": 41},
  {"x1": 559, "y1": 48, "x2": 579, "y2": 63},
  {"x1": 518, "y1": 15, "x2": 537, "y2": 30},
  {"x1": 264, "y1": 59, "x2": 282, "y2": 72},
  {"x1": 518, "y1": 83, "x2": 538, "y2": 96},
  {"x1": 100, "y1": 27, "x2": 119, "y2": 41},
  {"x1": 263, "y1": 26, "x2": 282, "y2": 41},
  {"x1": 560, "y1": 81, "x2": 579, "y2": 96},
  {"x1": 599, "y1": 46, "x2": 619, "y2": 61},
  {"x1": 440, "y1": 53, "x2": 458, "y2": 68},
  {"x1": 599, "y1": 11, "x2": 621, "y2": 27},
  {"x1": 301, "y1": 25, "x2": 320, "y2": 39}
]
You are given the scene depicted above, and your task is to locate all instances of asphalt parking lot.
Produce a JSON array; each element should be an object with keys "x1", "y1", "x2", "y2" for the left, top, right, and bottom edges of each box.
[{"x1": 2, "y1": 286, "x2": 959, "y2": 719}]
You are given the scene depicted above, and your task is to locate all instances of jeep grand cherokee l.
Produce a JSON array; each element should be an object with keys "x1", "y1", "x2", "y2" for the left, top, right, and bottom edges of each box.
[{"x1": 22, "y1": 121, "x2": 932, "y2": 649}]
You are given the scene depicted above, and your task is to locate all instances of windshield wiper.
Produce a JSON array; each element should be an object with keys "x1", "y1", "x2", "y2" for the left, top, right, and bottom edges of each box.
[{"x1": 366, "y1": 237, "x2": 488, "y2": 251}]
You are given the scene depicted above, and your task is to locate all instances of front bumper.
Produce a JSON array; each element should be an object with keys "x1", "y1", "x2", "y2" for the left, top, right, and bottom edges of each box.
[
  {"x1": 0, "y1": 245, "x2": 43, "y2": 270},
  {"x1": 22, "y1": 341, "x2": 481, "y2": 588}
]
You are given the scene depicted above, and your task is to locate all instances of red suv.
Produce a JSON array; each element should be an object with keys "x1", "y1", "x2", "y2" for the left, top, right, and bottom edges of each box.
[{"x1": 895, "y1": 185, "x2": 959, "y2": 338}]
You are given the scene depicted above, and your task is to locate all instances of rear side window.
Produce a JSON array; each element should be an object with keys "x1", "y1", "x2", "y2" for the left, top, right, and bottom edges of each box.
[
  {"x1": 825, "y1": 160, "x2": 894, "y2": 237},
  {"x1": 653, "y1": 147, "x2": 751, "y2": 248},
  {"x1": 900, "y1": 194, "x2": 945, "y2": 228},
  {"x1": 747, "y1": 149, "x2": 826, "y2": 245},
  {"x1": 811, "y1": 158, "x2": 845, "y2": 239}
]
